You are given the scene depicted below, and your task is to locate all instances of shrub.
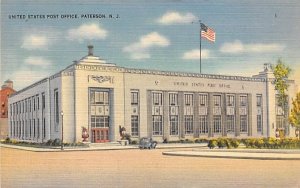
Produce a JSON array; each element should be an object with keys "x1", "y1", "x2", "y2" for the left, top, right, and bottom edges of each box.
[
  {"x1": 131, "y1": 140, "x2": 138, "y2": 145},
  {"x1": 254, "y1": 138, "x2": 264, "y2": 149},
  {"x1": 4, "y1": 137, "x2": 11, "y2": 143},
  {"x1": 217, "y1": 138, "x2": 227, "y2": 148},
  {"x1": 208, "y1": 139, "x2": 218, "y2": 149},
  {"x1": 52, "y1": 138, "x2": 61, "y2": 146},
  {"x1": 230, "y1": 139, "x2": 240, "y2": 148}
]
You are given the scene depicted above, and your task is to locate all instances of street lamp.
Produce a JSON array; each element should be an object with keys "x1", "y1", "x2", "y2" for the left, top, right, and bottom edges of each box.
[{"x1": 61, "y1": 111, "x2": 64, "y2": 150}]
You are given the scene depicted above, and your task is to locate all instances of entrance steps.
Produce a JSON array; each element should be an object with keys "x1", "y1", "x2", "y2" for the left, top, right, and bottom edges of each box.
[{"x1": 89, "y1": 142, "x2": 122, "y2": 147}]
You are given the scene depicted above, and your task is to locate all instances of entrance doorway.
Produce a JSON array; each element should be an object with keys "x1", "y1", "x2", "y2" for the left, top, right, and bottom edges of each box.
[{"x1": 92, "y1": 128, "x2": 109, "y2": 143}]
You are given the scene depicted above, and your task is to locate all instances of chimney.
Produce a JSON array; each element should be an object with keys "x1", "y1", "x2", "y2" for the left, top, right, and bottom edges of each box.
[{"x1": 88, "y1": 45, "x2": 94, "y2": 56}]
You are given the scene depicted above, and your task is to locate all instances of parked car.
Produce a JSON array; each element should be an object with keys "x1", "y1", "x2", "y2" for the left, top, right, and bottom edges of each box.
[{"x1": 139, "y1": 137, "x2": 157, "y2": 149}]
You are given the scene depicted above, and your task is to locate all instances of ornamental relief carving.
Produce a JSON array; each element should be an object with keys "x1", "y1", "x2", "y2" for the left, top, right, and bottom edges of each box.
[{"x1": 88, "y1": 75, "x2": 114, "y2": 84}]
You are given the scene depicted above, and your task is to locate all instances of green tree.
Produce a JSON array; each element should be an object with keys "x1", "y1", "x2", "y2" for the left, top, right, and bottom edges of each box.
[
  {"x1": 289, "y1": 92, "x2": 300, "y2": 138},
  {"x1": 272, "y1": 59, "x2": 291, "y2": 135},
  {"x1": 273, "y1": 59, "x2": 291, "y2": 108}
]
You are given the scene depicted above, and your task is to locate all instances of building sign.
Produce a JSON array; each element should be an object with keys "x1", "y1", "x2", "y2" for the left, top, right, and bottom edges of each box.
[{"x1": 173, "y1": 82, "x2": 230, "y2": 89}]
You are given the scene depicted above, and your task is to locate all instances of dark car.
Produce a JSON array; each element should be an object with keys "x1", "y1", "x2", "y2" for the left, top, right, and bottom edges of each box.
[{"x1": 139, "y1": 137, "x2": 157, "y2": 149}]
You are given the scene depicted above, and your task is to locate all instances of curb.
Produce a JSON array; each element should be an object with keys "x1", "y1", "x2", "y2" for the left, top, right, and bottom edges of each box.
[{"x1": 162, "y1": 151, "x2": 300, "y2": 160}]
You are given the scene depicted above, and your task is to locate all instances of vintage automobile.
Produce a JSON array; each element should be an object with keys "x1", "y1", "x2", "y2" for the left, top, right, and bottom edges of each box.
[{"x1": 139, "y1": 137, "x2": 157, "y2": 149}]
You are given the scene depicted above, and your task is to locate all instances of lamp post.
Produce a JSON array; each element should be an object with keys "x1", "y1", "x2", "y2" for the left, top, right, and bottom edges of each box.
[{"x1": 61, "y1": 111, "x2": 64, "y2": 150}]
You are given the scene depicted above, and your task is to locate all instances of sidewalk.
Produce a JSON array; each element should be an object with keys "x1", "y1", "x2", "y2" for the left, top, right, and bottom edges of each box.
[
  {"x1": 0, "y1": 143, "x2": 207, "y2": 152},
  {"x1": 162, "y1": 149, "x2": 300, "y2": 160}
]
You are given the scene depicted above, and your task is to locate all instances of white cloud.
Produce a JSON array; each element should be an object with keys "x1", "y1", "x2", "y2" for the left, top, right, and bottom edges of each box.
[
  {"x1": 21, "y1": 35, "x2": 48, "y2": 50},
  {"x1": 24, "y1": 56, "x2": 51, "y2": 66},
  {"x1": 182, "y1": 49, "x2": 210, "y2": 60},
  {"x1": 66, "y1": 23, "x2": 107, "y2": 42},
  {"x1": 157, "y1": 11, "x2": 198, "y2": 25},
  {"x1": 220, "y1": 40, "x2": 285, "y2": 54},
  {"x1": 10, "y1": 69, "x2": 50, "y2": 90},
  {"x1": 123, "y1": 32, "x2": 170, "y2": 60}
]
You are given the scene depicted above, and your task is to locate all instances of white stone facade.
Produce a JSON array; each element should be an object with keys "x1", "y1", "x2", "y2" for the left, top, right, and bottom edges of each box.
[{"x1": 8, "y1": 47, "x2": 298, "y2": 143}]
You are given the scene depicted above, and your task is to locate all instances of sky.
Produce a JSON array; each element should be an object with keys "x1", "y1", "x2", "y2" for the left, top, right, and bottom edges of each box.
[{"x1": 1, "y1": 0, "x2": 300, "y2": 91}]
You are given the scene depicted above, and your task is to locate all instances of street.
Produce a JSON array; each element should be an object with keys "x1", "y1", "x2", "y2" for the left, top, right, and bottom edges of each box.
[{"x1": 1, "y1": 147, "x2": 300, "y2": 188}]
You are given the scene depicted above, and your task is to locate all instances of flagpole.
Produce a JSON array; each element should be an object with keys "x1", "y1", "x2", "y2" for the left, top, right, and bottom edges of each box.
[{"x1": 199, "y1": 20, "x2": 202, "y2": 74}]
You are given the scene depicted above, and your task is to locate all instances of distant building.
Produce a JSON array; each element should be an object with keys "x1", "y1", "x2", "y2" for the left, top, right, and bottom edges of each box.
[
  {"x1": 1, "y1": 80, "x2": 15, "y2": 139},
  {"x1": 8, "y1": 46, "x2": 298, "y2": 143}
]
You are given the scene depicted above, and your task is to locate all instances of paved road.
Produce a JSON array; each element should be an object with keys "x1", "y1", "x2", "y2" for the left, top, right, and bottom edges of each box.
[{"x1": 1, "y1": 147, "x2": 300, "y2": 188}]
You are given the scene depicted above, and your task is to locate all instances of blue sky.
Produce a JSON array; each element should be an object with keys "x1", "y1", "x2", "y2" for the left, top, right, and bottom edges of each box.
[{"x1": 1, "y1": 0, "x2": 300, "y2": 90}]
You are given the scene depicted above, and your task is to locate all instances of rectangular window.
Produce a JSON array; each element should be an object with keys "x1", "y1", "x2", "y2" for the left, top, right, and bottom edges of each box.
[
  {"x1": 213, "y1": 95, "x2": 221, "y2": 107},
  {"x1": 169, "y1": 93, "x2": 178, "y2": 106},
  {"x1": 199, "y1": 94, "x2": 208, "y2": 107},
  {"x1": 33, "y1": 119, "x2": 36, "y2": 138},
  {"x1": 226, "y1": 115, "x2": 235, "y2": 133},
  {"x1": 213, "y1": 115, "x2": 222, "y2": 133},
  {"x1": 170, "y1": 115, "x2": 179, "y2": 135},
  {"x1": 131, "y1": 115, "x2": 139, "y2": 136},
  {"x1": 226, "y1": 95, "x2": 235, "y2": 106},
  {"x1": 43, "y1": 118, "x2": 46, "y2": 138},
  {"x1": 199, "y1": 115, "x2": 208, "y2": 134},
  {"x1": 29, "y1": 120, "x2": 32, "y2": 138},
  {"x1": 152, "y1": 115, "x2": 162, "y2": 135},
  {"x1": 29, "y1": 99, "x2": 31, "y2": 112},
  {"x1": 276, "y1": 115, "x2": 285, "y2": 129},
  {"x1": 54, "y1": 89, "x2": 59, "y2": 125},
  {"x1": 91, "y1": 116, "x2": 109, "y2": 128},
  {"x1": 184, "y1": 115, "x2": 193, "y2": 134},
  {"x1": 131, "y1": 91, "x2": 139, "y2": 105},
  {"x1": 37, "y1": 95, "x2": 39, "y2": 110},
  {"x1": 257, "y1": 115, "x2": 262, "y2": 132},
  {"x1": 240, "y1": 95, "x2": 247, "y2": 106},
  {"x1": 184, "y1": 94, "x2": 193, "y2": 106},
  {"x1": 257, "y1": 95, "x2": 262, "y2": 106},
  {"x1": 37, "y1": 118, "x2": 40, "y2": 138},
  {"x1": 152, "y1": 93, "x2": 162, "y2": 106},
  {"x1": 42, "y1": 93, "x2": 45, "y2": 109},
  {"x1": 33, "y1": 97, "x2": 36, "y2": 111},
  {"x1": 93, "y1": 91, "x2": 109, "y2": 105},
  {"x1": 240, "y1": 115, "x2": 248, "y2": 132}
]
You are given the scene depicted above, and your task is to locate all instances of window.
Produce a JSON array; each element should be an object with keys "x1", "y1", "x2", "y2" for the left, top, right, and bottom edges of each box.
[
  {"x1": 257, "y1": 95, "x2": 262, "y2": 106},
  {"x1": 33, "y1": 119, "x2": 36, "y2": 138},
  {"x1": 37, "y1": 95, "x2": 39, "y2": 110},
  {"x1": 42, "y1": 93, "x2": 45, "y2": 109},
  {"x1": 33, "y1": 97, "x2": 36, "y2": 111},
  {"x1": 37, "y1": 118, "x2": 40, "y2": 138},
  {"x1": 226, "y1": 95, "x2": 235, "y2": 106},
  {"x1": 276, "y1": 115, "x2": 285, "y2": 129},
  {"x1": 92, "y1": 91, "x2": 109, "y2": 105},
  {"x1": 240, "y1": 95, "x2": 247, "y2": 106},
  {"x1": 240, "y1": 115, "x2": 248, "y2": 132},
  {"x1": 199, "y1": 115, "x2": 208, "y2": 134},
  {"x1": 91, "y1": 116, "x2": 109, "y2": 128},
  {"x1": 43, "y1": 118, "x2": 46, "y2": 138},
  {"x1": 213, "y1": 116, "x2": 222, "y2": 133},
  {"x1": 170, "y1": 115, "x2": 178, "y2": 135},
  {"x1": 131, "y1": 115, "x2": 139, "y2": 136},
  {"x1": 169, "y1": 93, "x2": 178, "y2": 106},
  {"x1": 152, "y1": 115, "x2": 162, "y2": 135},
  {"x1": 213, "y1": 95, "x2": 221, "y2": 107},
  {"x1": 29, "y1": 99, "x2": 31, "y2": 112},
  {"x1": 29, "y1": 120, "x2": 32, "y2": 138},
  {"x1": 199, "y1": 94, "x2": 208, "y2": 107},
  {"x1": 257, "y1": 115, "x2": 262, "y2": 132},
  {"x1": 226, "y1": 115, "x2": 235, "y2": 133},
  {"x1": 184, "y1": 94, "x2": 193, "y2": 106},
  {"x1": 54, "y1": 89, "x2": 59, "y2": 125},
  {"x1": 152, "y1": 93, "x2": 162, "y2": 106},
  {"x1": 131, "y1": 91, "x2": 139, "y2": 105},
  {"x1": 184, "y1": 115, "x2": 193, "y2": 134},
  {"x1": 25, "y1": 100, "x2": 27, "y2": 112}
]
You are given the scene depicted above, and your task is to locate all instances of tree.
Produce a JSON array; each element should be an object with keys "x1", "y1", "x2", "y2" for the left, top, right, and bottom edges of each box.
[
  {"x1": 289, "y1": 92, "x2": 300, "y2": 138},
  {"x1": 273, "y1": 59, "x2": 291, "y2": 108},
  {"x1": 272, "y1": 59, "x2": 291, "y2": 135}
]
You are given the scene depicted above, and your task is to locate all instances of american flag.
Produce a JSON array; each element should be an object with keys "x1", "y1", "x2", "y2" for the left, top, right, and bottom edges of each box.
[{"x1": 201, "y1": 23, "x2": 215, "y2": 42}]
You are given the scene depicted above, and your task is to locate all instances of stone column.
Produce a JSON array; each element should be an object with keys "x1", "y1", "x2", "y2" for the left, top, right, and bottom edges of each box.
[
  {"x1": 178, "y1": 92, "x2": 185, "y2": 139},
  {"x1": 163, "y1": 91, "x2": 169, "y2": 141},
  {"x1": 235, "y1": 94, "x2": 240, "y2": 137},
  {"x1": 221, "y1": 93, "x2": 227, "y2": 137},
  {"x1": 248, "y1": 93, "x2": 252, "y2": 136},
  {"x1": 208, "y1": 93, "x2": 214, "y2": 137},
  {"x1": 194, "y1": 93, "x2": 199, "y2": 138},
  {"x1": 147, "y1": 90, "x2": 152, "y2": 138}
]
